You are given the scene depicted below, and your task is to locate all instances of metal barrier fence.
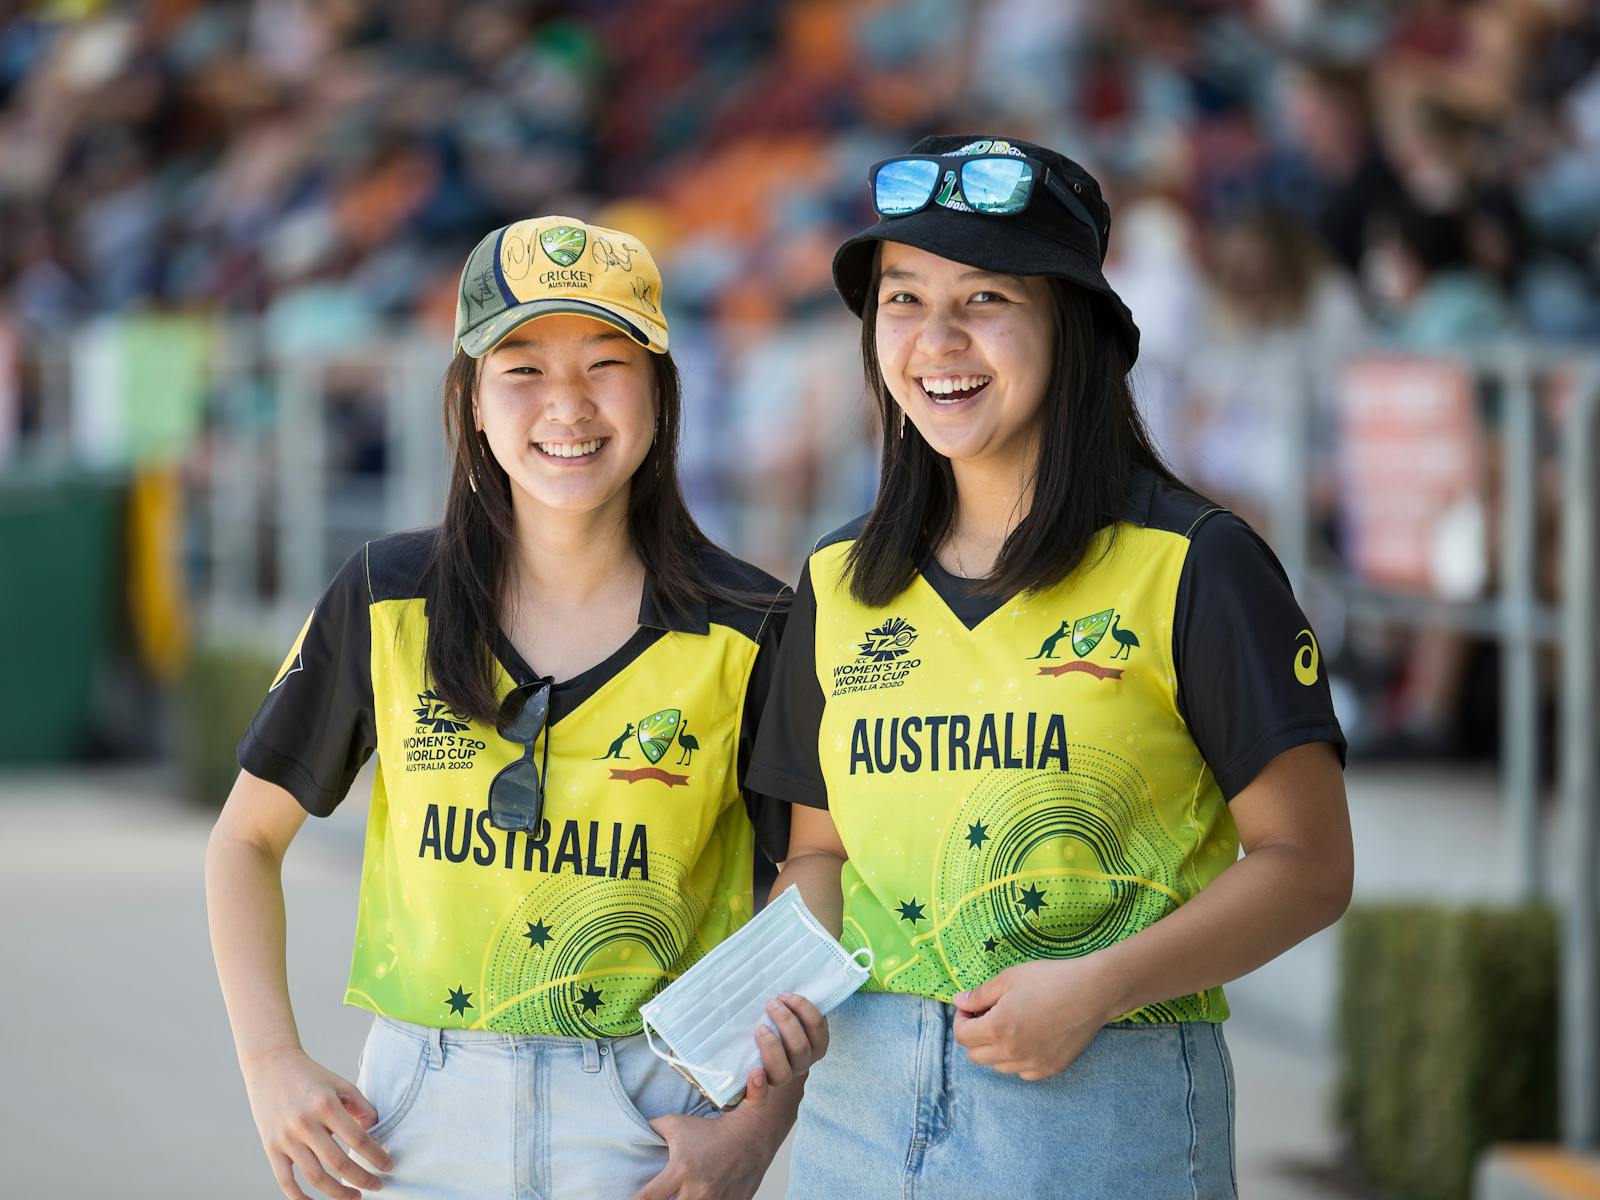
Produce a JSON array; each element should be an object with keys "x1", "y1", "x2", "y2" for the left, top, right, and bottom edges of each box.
[{"x1": 13, "y1": 322, "x2": 1600, "y2": 1149}]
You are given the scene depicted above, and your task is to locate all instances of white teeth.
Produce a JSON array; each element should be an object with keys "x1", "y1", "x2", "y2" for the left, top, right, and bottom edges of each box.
[
  {"x1": 919, "y1": 375, "x2": 992, "y2": 397},
  {"x1": 537, "y1": 439, "x2": 604, "y2": 458}
]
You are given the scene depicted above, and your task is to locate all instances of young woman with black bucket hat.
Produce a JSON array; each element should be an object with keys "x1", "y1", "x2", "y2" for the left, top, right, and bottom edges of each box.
[
  {"x1": 748, "y1": 135, "x2": 1354, "y2": 1197},
  {"x1": 206, "y1": 215, "x2": 825, "y2": 1200}
]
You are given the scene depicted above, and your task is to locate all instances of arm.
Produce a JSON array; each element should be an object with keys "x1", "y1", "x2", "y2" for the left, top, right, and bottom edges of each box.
[
  {"x1": 206, "y1": 769, "x2": 392, "y2": 1199},
  {"x1": 632, "y1": 804, "x2": 846, "y2": 1200},
  {"x1": 769, "y1": 803, "x2": 848, "y2": 936},
  {"x1": 953, "y1": 742, "x2": 1351, "y2": 1079}
]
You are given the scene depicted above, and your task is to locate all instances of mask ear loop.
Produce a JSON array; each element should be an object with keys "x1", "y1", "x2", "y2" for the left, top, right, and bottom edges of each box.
[
  {"x1": 640, "y1": 1015, "x2": 739, "y2": 1095},
  {"x1": 851, "y1": 947, "x2": 875, "y2": 971}
]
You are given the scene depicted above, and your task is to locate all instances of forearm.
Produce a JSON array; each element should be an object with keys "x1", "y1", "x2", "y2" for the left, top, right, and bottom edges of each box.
[
  {"x1": 204, "y1": 831, "x2": 302, "y2": 1067},
  {"x1": 1093, "y1": 841, "x2": 1351, "y2": 1022},
  {"x1": 770, "y1": 848, "x2": 846, "y2": 938}
]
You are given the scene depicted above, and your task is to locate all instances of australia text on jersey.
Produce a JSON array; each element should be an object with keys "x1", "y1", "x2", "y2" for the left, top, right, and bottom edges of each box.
[
  {"x1": 849, "y1": 710, "x2": 1070, "y2": 775},
  {"x1": 409, "y1": 698, "x2": 709, "y2": 880},
  {"x1": 418, "y1": 807, "x2": 651, "y2": 880}
]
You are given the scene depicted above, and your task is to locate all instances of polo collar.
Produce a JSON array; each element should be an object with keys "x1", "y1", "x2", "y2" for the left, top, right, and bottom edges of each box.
[{"x1": 637, "y1": 572, "x2": 710, "y2": 635}]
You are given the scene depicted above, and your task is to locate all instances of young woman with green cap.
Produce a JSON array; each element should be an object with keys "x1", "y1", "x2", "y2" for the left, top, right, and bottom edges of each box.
[
  {"x1": 206, "y1": 215, "x2": 824, "y2": 1199},
  {"x1": 748, "y1": 136, "x2": 1354, "y2": 1198}
]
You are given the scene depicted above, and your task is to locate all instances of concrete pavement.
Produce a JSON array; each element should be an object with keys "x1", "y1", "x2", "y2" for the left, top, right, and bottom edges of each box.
[{"x1": 2, "y1": 761, "x2": 1484, "y2": 1198}]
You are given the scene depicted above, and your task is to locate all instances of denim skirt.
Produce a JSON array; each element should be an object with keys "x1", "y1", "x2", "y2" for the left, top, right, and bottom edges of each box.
[{"x1": 786, "y1": 991, "x2": 1238, "y2": 1200}]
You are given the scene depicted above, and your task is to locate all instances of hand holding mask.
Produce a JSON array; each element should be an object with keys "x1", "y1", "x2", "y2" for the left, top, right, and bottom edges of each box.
[{"x1": 640, "y1": 886, "x2": 873, "y2": 1109}]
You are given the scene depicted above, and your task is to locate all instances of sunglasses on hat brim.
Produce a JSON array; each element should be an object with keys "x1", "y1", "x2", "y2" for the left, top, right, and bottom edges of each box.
[{"x1": 868, "y1": 154, "x2": 1104, "y2": 262}]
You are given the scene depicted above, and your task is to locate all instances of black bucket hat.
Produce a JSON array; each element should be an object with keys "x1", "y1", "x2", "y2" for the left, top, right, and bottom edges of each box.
[{"x1": 832, "y1": 134, "x2": 1140, "y2": 364}]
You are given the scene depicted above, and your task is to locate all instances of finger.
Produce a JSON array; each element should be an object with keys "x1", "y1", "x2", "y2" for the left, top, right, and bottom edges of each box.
[
  {"x1": 630, "y1": 1164, "x2": 681, "y2": 1200},
  {"x1": 766, "y1": 998, "x2": 812, "y2": 1064},
  {"x1": 962, "y1": 1038, "x2": 1009, "y2": 1066},
  {"x1": 778, "y1": 993, "x2": 828, "y2": 1054},
  {"x1": 984, "y1": 1059, "x2": 1027, "y2": 1075},
  {"x1": 336, "y1": 1082, "x2": 379, "y2": 1129},
  {"x1": 308, "y1": 1128, "x2": 382, "y2": 1191},
  {"x1": 952, "y1": 973, "x2": 1006, "y2": 1014},
  {"x1": 289, "y1": 1144, "x2": 358, "y2": 1200},
  {"x1": 327, "y1": 1106, "x2": 394, "y2": 1174},
  {"x1": 742, "y1": 1066, "x2": 769, "y2": 1109},
  {"x1": 647, "y1": 1113, "x2": 685, "y2": 1145},
  {"x1": 952, "y1": 1010, "x2": 997, "y2": 1049},
  {"x1": 270, "y1": 1152, "x2": 314, "y2": 1200},
  {"x1": 755, "y1": 1024, "x2": 794, "y2": 1086}
]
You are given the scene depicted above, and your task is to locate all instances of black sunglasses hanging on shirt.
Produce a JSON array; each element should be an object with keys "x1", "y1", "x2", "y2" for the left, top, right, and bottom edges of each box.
[{"x1": 488, "y1": 678, "x2": 553, "y2": 832}]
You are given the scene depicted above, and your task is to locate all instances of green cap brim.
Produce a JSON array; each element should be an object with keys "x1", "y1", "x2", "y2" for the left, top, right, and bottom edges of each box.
[{"x1": 457, "y1": 300, "x2": 666, "y2": 357}]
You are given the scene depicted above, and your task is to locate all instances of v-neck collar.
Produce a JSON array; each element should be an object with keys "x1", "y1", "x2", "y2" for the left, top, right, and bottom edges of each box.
[
  {"x1": 486, "y1": 565, "x2": 708, "y2": 723},
  {"x1": 491, "y1": 624, "x2": 663, "y2": 726},
  {"x1": 917, "y1": 554, "x2": 1011, "y2": 631},
  {"x1": 910, "y1": 468, "x2": 1162, "y2": 632}
]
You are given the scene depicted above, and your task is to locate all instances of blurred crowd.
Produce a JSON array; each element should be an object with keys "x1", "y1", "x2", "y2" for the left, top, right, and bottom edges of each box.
[{"x1": 2, "y1": 0, "x2": 1598, "y2": 757}]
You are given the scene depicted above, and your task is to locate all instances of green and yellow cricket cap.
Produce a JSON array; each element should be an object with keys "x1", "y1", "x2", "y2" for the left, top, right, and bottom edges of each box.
[{"x1": 453, "y1": 215, "x2": 670, "y2": 357}]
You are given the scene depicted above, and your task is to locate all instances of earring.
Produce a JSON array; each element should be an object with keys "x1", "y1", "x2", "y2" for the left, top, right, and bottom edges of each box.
[
  {"x1": 469, "y1": 429, "x2": 485, "y2": 493},
  {"x1": 899, "y1": 408, "x2": 906, "y2": 438}
]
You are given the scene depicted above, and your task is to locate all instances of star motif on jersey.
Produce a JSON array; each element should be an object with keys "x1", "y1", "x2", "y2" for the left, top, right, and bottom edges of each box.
[
  {"x1": 1018, "y1": 884, "x2": 1047, "y2": 915},
  {"x1": 446, "y1": 985, "x2": 474, "y2": 1016},
  {"x1": 577, "y1": 984, "x2": 604, "y2": 1014},
  {"x1": 896, "y1": 898, "x2": 926, "y2": 926},
  {"x1": 983, "y1": 936, "x2": 1000, "y2": 953},
  {"x1": 523, "y1": 919, "x2": 551, "y2": 949},
  {"x1": 965, "y1": 822, "x2": 989, "y2": 849}
]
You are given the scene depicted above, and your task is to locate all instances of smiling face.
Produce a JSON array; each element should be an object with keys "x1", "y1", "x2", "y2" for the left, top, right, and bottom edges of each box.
[
  {"x1": 873, "y1": 242, "x2": 1057, "y2": 473},
  {"x1": 473, "y1": 313, "x2": 657, "y2": 519}
]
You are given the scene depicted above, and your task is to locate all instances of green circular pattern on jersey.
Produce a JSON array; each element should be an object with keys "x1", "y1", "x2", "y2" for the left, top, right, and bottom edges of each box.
[
  {"x1": 484, "y1": 862, "x2": 703, "y2": 1036},
  {"x1": 911, "y1": 745, "x2": 1209, "y2": 1020}
]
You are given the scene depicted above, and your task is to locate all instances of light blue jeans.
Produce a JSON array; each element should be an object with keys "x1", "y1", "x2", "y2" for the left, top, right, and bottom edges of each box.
[
  {"x1": 355, "y1": 1014, "x2": 716, "y2": 1198},
  {"x1": 787, "y1": 992, "x2": 1238, "y2": 1200}
]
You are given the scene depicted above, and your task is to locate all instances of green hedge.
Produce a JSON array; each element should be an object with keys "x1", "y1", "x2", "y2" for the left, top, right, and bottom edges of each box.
[
  {"x1": 177, "y1": 643, "x2": 281, "y2": 807},
  {"x1": 1337, "y1": 904, "x2": 1559, "y2": 1200}
]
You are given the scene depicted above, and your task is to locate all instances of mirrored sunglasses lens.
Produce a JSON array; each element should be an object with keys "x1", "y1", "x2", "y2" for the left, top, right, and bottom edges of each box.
[
  {"x1": 874, "y1": 160, "x2": 940, "y2": 215},
  {"x1": 963, "y1": 158, "x2": 1033, "y2": 212},
  {"x1": 488, "y1": 759, "x2": 541, "y2": 830}
]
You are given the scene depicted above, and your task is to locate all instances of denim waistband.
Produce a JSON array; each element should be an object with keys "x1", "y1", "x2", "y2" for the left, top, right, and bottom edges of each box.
[{"x1": 375, "y1": 1012, "x2": 640, "y2": 1050}]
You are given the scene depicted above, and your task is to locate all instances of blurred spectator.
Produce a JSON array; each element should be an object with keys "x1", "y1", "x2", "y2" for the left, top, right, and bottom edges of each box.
[
  {"x1": 1361, "y1": 202, "x2": 1512, "y2": 348},
  {"x1": 1179, "y1": 205, "x2": 1366, "y2": 534},
  {"x1": 1, "y1": 0, "x2": 1598, "y2": 760}
]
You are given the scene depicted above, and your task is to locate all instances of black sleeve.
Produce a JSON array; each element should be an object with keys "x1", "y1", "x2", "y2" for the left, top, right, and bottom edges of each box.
[
  {"x1": 744, "y1": 561, "x2": 830, "y2": 811},
  {"x1": 237, "y1": 545, "x2": 377, "y2": 816},
  {"x1": 1174, "y1": 513, "x2": 1347, "y2": 800},
  {"x1": 737, "y1": 587, "x2": 794, "y2": 865}
]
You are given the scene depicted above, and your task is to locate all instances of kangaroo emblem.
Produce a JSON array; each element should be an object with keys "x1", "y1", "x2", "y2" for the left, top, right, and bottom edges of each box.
[
  {"x1": 1027, "y1": 621, "x2": 1071, "y2": 660},
  {"x1": 594, "y1": 721, "x2": 635, "y2": 760}
]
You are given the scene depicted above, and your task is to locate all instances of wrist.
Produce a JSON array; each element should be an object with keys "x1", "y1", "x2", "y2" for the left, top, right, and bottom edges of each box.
[
  {"x1": 1081, "y1": 948, "x2": 1136, "y2": 1024},
  {"x1": 731, "y1": 1087, "x2": 800, "y2": 1148},
  {"x1": 238, "y1": 1040, "x2": 305, "y2": 1075}
]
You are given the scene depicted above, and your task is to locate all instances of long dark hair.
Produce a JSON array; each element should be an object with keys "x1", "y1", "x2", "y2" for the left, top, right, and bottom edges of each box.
[
  {"x1": 423, "y1": 347, "x2": 713, "y2": 723},
  {"x1": 845, "y1": 260, "x2": 1180, "y2": 606}
]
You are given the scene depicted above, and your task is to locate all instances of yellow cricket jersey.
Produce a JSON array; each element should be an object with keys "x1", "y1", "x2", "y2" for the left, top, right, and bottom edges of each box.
[
  {"x1": 239, "y1": 530, "x2": 788, "y2": 1036},
  {"x1": 747, "y1": 470, "x2": 1345, "y2": 1022}
]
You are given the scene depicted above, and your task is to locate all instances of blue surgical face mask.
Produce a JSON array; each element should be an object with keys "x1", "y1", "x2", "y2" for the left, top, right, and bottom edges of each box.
[{"x1": 639, "y1": 886, "x2": 873, "y2": 1109}]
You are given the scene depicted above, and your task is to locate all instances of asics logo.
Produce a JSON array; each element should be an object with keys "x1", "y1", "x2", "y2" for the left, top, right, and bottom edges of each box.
[{"x1": 1294, "y1": 629, "x2": 1320, "y2": 686}]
